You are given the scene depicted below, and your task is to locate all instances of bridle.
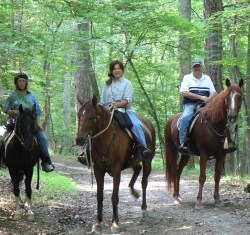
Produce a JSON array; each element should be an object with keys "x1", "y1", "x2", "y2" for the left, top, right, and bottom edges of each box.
[
  {"x1": 13, "y1": 115, "x2": 37, "y2": 151},
  {"x1": 79, "y1": 105, "x2": 115, "y2": 140},
  {"x1": 78, "y1": 105, "x2": 115, "y2": 184},
  {"x1": 207, "y1": 88, "x2": 241, "y2": 145}
]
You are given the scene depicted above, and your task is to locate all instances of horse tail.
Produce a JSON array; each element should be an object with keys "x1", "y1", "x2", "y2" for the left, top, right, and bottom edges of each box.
[{"x1": 164, "y1": 115, "x2": 178, "y2": 191}]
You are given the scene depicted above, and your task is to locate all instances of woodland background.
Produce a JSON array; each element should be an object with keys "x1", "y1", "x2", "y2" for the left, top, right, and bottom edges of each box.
[{"x1": 0, "y1": 0, "x2": 249, "y2": 175}]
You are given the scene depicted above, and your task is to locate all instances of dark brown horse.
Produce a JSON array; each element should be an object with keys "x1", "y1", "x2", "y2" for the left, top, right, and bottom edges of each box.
[
  {"x1": 75, "y1": 95, "x2": 155, "y2": 233},
  {"x1": 164, "y1": 78, "x2": 243, "y2": 208},
  {"x1": 4, "y1": 104, "x2": 39, "y2": 220}
]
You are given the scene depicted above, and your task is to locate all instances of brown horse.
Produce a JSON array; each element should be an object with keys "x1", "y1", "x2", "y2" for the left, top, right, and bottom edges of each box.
[
  {"x1": 75, "y1": 95, "x2": 155, "y2": 233},
  {"x1": 164, "y1": 78, "x2": 243, "y2": 208}
]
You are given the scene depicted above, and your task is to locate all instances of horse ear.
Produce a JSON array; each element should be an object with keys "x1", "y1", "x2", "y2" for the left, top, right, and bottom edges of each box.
[
  {"x1": 239, "y1": 78, "x2": 244, "y2": 87},
  {"x1": 225, "y1": 78, "x2": 231, "y2": 87},
  {"x1": 77, "y1": 95, "x2": 84, "y2": 105},
  {"x1": 19, "y1": 104, "x2": 24, "y2": 113},
  {"x1": 92, "y1": 95, "x2": 97, "y2": 106}
]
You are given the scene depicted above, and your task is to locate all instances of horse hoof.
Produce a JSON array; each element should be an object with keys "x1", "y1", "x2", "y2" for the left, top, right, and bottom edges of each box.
[
  {"x1": 111, "y1": 222, "x2": 120, "y2": 234},
  {"x1": 13, "y1": 212, "x2": 22, "y2": 220},
  {"x1": 195, "y1": 204, "x2": 204, "y2": 210},
  {"x1": 173, "y1": 199, "x2": 181, "y2": 205},
  {"x1": 141, "y1": 210, "x2": 149, "y2": 218},
  {"x1": 91, "y1": 223, "x2": 102, "y2": 234}
]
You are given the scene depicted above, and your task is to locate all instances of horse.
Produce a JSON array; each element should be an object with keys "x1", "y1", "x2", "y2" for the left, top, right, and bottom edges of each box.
[
  {"x1": 164, "y1": 78, "x2": 243, "y2": 209},
  {"x1": 3, "y1": 104, "x2": 39, "y2": 220},
  {"x1": 75, "y1": 95, "x2": 156, "y2": 233}
]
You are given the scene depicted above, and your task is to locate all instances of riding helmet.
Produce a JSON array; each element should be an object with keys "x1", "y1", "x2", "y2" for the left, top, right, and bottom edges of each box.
[{"x1": 14, "y1": 72, "x2": 29, "y2": 85}]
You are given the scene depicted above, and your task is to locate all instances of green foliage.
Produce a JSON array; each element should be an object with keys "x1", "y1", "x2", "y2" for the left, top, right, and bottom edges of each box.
[
  {"x1": 0, "y1": 166, "x2": 76, "y2": 203},
  {"x1": 32, "y1": 170, "x2": 76, "y2": 203},
  {"x1": 0, "y1": 0, "x2": 249, "y2": 176}
]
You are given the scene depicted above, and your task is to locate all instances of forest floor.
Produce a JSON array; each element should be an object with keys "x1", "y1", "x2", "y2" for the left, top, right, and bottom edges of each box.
[{"x1": 0, "y1": 155, "x2": 249, "y2": 235}]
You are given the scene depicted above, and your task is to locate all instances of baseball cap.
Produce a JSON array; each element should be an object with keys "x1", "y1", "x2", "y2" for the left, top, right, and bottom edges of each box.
[{"x1": 192, "y1": 59, "x2": 202, "y2": 67}]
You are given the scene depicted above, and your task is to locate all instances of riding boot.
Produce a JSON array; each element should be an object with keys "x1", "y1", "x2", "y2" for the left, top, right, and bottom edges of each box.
[
  {"x1": 178, "y1": 142, "x2": 190, "y2": 154},
  {"x1": 139, "y1": 145, "x2": 153, "y2": 161}
]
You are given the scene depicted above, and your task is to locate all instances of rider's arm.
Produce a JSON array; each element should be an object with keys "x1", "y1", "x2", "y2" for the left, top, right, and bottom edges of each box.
[
  {"x1": 6, "y1": 110, "x2": 19, "y2": 116},
  {"x1": 112, "y1": 100, "x2": 128, "y2": 108}
]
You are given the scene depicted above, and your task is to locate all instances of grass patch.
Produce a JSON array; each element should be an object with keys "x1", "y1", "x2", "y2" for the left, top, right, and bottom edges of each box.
[
  {"x1": 32, "y1": 169, "x2": 76, "y2": 203},
  {"x1": 0, "y1": 166, "x2": 76, "y2": 204},
  {"x1": 152, "y1": 154, "x2": 164, "y2": 170}
]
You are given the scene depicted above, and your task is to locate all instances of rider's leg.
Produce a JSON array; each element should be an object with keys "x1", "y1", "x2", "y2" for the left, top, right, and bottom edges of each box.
[
  {"x1": 179, "y1": 103, "x2": 196, "y2": 151},
  {"x1": 127, "y1": 112, "x2": 153, "y2": 160},
  {"x1": 37, "y1": 131, "x2": 54, "y2": 172}
]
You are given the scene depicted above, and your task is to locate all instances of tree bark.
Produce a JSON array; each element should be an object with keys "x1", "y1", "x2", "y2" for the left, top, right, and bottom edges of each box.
[
  {"x1": 179, "y1": 0, "x2": 194, "y2": 168},
  {"x1": 203, "y1": 0, "x2": 223, "y2": 92},
  {"x1": 241, "y1": 23, "x2": 250, "y2": 175},
  {"x1": 74, "y1": 22, "x2": 98, "y2": 112}
]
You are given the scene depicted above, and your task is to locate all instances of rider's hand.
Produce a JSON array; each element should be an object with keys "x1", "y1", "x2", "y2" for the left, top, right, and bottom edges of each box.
[
  {"x1": 200, "y1": 96, "x2": 208, "y2": 104},
  {"x1": 11, "y1": 110, "x2": 19, "y2": 116}
]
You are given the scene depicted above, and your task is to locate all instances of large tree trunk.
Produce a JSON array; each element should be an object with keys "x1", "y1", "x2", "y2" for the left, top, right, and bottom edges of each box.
[
  {"x1": 241, "y1": 24, "x2": 250, "y2": 175},
  {"x1": 203, "y1": 0, "x2": 223, "y2": 92},
  {"x1": 225, "y1": 13, "x2": 243, "y2": 174},
  {"x1": 179, "y1": 0, "x2": 194, "y2": 168},
  {"x1": 74, "y1": 22, "x2": 98, "y2": 111}
]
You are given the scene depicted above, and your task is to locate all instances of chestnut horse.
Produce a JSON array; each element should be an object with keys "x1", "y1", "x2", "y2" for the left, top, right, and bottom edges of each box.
[
  {"x1": 164, "y1": 78, "x2": 243, "y2": 208},
  {"x1": 75, "y1": 95, "x2": 155, "y2": 233}
]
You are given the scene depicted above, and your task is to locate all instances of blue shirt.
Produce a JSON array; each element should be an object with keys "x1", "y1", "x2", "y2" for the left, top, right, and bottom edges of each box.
[
  {"x1": 4, "y1": 91, "x2": 41, "y2": 118},
  {"x1": 100, "y1": 77, "x2": 135, "y2": 112}
]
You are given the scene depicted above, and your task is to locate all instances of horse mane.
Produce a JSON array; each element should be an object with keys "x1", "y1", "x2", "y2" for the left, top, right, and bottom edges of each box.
[
  {"x1": 201, "y1": 89, "x2": 228, "y2": 123},
  {"x1": 201, "y1": 83, "x2": 242, "y2": 123}
]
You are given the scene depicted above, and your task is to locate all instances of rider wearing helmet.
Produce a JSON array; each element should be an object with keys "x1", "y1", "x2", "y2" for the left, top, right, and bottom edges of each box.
[{"x1": 4, "y1": 72, "x2": 54, "y2": 172}]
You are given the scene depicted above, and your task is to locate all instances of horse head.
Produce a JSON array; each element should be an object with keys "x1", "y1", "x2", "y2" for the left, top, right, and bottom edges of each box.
[
  {"x1": 225, "y1": 78, "x2": 243, "y2": 123},
  {"x1": 76, "y1": 95, "x2": 103, "y2": 146},
  {"x1": 15, "y1": 104, "x2": 37, "y2": 150}
]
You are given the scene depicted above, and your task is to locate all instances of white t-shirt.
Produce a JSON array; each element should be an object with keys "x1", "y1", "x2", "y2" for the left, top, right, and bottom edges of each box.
[{"x1": 180, "y1": 73, "x2": 216, "y2": 105}]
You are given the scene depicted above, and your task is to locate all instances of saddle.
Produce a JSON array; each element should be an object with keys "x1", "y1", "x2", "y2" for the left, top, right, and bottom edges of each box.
[{"x1": 113, "y1": 110, "x2": 133, "y2": 129}]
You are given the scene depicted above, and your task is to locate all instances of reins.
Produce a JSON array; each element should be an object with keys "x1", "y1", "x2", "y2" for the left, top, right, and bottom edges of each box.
[
  {"x1": 91, "y1": 108, "x2": 115, "y2": 139},
  {"x1": 13, "y1": 116, "x2": 37, "y2": 150},
  {"x1": 85, "y1": 107, "x2": 115, "y2": 186}
]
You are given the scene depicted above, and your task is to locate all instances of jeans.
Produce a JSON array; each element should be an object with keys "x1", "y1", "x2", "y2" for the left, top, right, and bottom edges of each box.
[
  {"x1": 37, "y1": 131, "x2": 52, "y2": 164},
  {"x1": 127, "y1": 111, "x2": 147, "y2": 148},
  {"x1": 179, "y1": 103, "x2": 196, "y2": 144}
]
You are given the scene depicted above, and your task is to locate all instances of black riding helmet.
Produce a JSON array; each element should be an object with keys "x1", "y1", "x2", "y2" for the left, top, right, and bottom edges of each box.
[{"x1": 14, "y1": 72, "x2": 29, "y2": 85}]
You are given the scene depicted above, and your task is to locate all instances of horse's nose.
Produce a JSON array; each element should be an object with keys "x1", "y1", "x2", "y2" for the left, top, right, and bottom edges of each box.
[
  {"x1": 76, "y1": 136, "x2": 84, "y2": 146},
  {"x1": 228, "y1": 111, "x2": 237, "y2": 123}
]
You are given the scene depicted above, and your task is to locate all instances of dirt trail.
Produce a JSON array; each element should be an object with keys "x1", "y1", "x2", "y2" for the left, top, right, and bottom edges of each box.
[{"x1": 0, "y1": 156, "x2": 249, "y2": 235}]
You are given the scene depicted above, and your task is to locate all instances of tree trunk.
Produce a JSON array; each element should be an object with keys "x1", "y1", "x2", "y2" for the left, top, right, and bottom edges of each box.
[
  {"x1": 179, "y1": 0, "x2": 194, "y2": 168},
  {"x1": 203, "y1": 0, "x2": 223, "y2": 92},
  {"x1": 241, "y1": 23, "x2": 250, "y2": 175},
  {"x1": 63, "y1": 71, "x2": 71, "y2": 152},
  {"x1": 74, "y1": 22, "x2": 98, "y2": 111}
]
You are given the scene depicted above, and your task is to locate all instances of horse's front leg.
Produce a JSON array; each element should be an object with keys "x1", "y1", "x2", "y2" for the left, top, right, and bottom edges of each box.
[
  {"x1": 24, "y1": 170, "x2": 34, "y2": 221},
  {"x1": 8, "y1": 168, "x2": 22, "y2": 220},
  {"x1": 91, "y1": 168, "x2": 105, "y2": 234},
  {"x1": 111, "y1": 170, "x2": 121, "y2": 234},
  {"x1": 214, "y1": 154, "x2": 226, "y2": 205},
  {"x1": 196, "y1": 153, "x2": 208, "y2": 209}
]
